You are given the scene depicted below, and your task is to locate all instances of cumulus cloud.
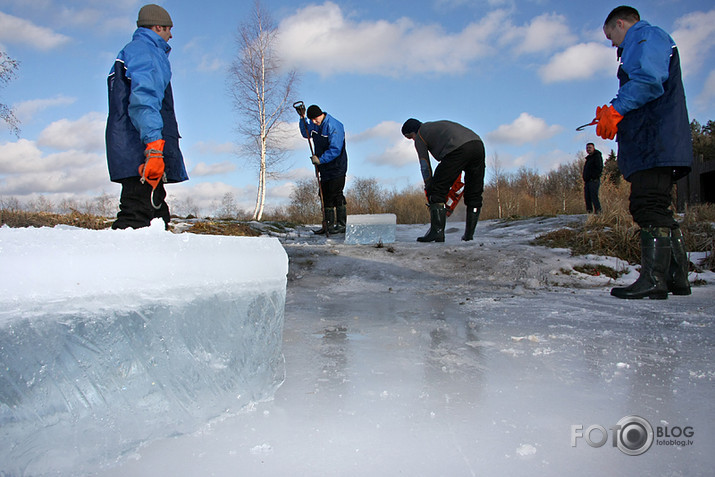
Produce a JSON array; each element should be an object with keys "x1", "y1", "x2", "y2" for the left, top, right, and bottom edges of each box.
[
  {"x1": 539, "y1": 42, "x2": 616, "y2": 83},
  {"x1": 192, "y1": 141, "x2": 237, "y2": 155},
  {"x1": 190, "y1": 161, "x2": 237, "y2": 176},
  {"x1": 350, "y1": 121, "x2": 402, "y2": 142},
  {"x1": 696, "y1": 70, "x2": 715, "y2": 109},
  {"x1": 502, "y1": 13, "x2": 577, "y2": 55},
  {"x1": 486, "y1": 112, "x2": 562, "y2": 145},
  {"x1": 0, "y1": 11, "x2": 71, "y2": 50},
  {"x1": 672, "y1": 9, "x2": 715, "y2": 77},
  {"x1": 276, "y1": 2, "x2": 503, "y2": 76},
  {"x1": 13, "y1": 95, "x2": 77, "y2": 122},
  {"x1": 366, "y1": 139, "x2": 416, "y2": 168},
  {"x1": 37, "y1": 112, "x2": 106, "y2": 153}
]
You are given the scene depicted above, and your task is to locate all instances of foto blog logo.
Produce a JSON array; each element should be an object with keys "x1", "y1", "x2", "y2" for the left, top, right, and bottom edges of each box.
[{"x1": 571, "y1": 415, "x2": 695, "y2": 456}]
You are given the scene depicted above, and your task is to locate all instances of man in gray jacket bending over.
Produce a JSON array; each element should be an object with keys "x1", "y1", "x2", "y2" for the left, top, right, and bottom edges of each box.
[{"x1": 402, "y1": 118, "x2": 486, "y2": 242}]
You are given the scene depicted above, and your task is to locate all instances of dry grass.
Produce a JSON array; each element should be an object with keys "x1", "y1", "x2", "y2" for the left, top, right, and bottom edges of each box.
[
  {"x1": 0, "y1": 209, "x2": 111, "y2": 229},
  {"x1": 184, "y1": 220, "x2": 261, "y2": 237},
  {"x1": 532, "y1": 203, "x2": 715, "y2": 271}
]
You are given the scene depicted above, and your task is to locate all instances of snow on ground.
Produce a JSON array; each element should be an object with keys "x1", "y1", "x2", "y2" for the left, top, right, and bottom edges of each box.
[{"x1": 97, "y1": 214, "x2": 714, "y2": 477}]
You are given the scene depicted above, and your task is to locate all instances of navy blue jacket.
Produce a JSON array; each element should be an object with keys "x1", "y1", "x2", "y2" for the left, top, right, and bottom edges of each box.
[
  {"x1": 612, "y1": 21, "x2": 692, "y2": 180},
  {"x1": 105, "y1": 28, "x2": 188, "y2": 183},
  {"x1": 299, "y1": 113, "x2": 348, "y2": 181}
]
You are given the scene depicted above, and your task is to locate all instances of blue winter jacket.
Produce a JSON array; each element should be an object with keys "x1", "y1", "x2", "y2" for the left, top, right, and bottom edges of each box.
[
  {"x1": 611, "y1": 21, "x2": 692, "y2": 180},
  {"x1": 299, "y1": 113, "x2": 348, "y2": 181},
  {"x1": 105, "y1": 28, "x2": 188, "y2": 183}
]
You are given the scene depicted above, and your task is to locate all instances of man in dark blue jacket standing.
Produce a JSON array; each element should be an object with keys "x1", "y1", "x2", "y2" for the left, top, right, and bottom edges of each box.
[
  {"x1": 299, "y1": 105, "x2": 349, "y2": 234},
  {"x1": 106, "y1": 4, "x2": 188, "y2": 230},
  {"x1": 595, "y1": 6, "x2": 692, "y2": 299}
]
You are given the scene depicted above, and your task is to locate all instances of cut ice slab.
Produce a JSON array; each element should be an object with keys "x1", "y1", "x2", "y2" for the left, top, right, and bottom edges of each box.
[
  {"x1": 344, "y1": 213, "x2": 396, "y2": 245},
  {"x1": 0, "y1": 219, "x2": 288, "y2": 475}
]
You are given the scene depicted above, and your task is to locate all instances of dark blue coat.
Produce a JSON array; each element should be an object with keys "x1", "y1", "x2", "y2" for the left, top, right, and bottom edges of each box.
[
  {"x1": 613, "y1": 21, "x2": 692, "y2": 180},
  {"x1": 105, "y1": 29, "x2": 188, "y2": 183}
]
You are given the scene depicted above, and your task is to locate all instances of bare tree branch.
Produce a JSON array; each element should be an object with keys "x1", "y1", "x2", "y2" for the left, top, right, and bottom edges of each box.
[{"x1": 0, "y1": 50, "x2": 20, "y2": 136}]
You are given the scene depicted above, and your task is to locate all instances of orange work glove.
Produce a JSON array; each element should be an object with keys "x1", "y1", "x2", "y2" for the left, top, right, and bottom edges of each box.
[
  {"x1": 595, "y1": 105, "x2": 623, "y2": 140},
  {"x1": 138, "y1": 139, "x2": 166, "y2": 189}
]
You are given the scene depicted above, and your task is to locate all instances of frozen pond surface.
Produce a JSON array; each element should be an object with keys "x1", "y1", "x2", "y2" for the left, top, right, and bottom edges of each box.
[{"x1": 97, "y1": 216, "x2": 713, "y2": 476}]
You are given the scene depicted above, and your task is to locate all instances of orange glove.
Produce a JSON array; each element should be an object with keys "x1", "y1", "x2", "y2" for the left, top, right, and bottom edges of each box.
[
  {"x1": 595, "y1": 105, "x2": 623, "y2": 140},
  {"x1": 138, "y1": 139, "x2": 166, "y2": 189}
]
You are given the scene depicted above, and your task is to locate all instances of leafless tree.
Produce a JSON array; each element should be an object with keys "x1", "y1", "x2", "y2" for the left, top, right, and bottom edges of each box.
[
  {"x1": 228, "y1": 1, "x2": 298, "y2": 221},
  {"x1": 489, "y1": 152, "x2": 506, "y2": 219},
  {"x1": 0, "y1": 50, "x2": 20, "y2": 136}
]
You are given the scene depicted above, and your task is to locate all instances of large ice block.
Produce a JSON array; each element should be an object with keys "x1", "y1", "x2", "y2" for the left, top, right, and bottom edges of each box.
[
  {"x1": 0, "y1": 221, "x2": 288, "y2": 475},
  {"x1": 344, "y1": 213, "x2": 396, "y2": 245}
]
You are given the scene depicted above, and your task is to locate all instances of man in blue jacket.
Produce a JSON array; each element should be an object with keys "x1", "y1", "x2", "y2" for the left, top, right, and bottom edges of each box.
[
  {"x1": 106, "y1": 4, "x2": 188, "y2": 230},
  {"x1": 299, "y1": 105, "x2": 349, "y2": 234},
  {"x1": 595, "y1": 5, "x2": 692, "y2": 299}
]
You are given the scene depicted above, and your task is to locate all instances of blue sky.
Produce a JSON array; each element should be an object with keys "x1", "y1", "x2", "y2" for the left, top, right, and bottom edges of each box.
[{"x1": 1, "y1": 0, "x2": 714, "y2": 215}]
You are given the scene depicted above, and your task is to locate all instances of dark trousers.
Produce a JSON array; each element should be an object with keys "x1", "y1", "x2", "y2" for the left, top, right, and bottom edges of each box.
[
  {"x1": 319, "y1": 175, "x2": 347, "y2": 208},
  {"x1": 427, "y1": 140, "x2": 486, "y2": 207},
  {"x1": 628, "y1": 167, "x2": 677, "y2": 229},
  {"x1": 584, "y1": 179, "x2": 601, "y2": 213},
  {"x1": 112, "y1": 177, "x2": 170, "y2": 230}
]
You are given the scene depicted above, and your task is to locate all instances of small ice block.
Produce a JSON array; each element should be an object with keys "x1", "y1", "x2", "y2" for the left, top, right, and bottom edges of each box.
[{"x1": 344, "y1": 213, "x2": 396, "y2": 245}]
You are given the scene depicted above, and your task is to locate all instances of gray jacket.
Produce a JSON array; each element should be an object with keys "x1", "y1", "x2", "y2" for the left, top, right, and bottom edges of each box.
[{"x1": 414, "y1": 121, "x2": 481, "y2": 182}]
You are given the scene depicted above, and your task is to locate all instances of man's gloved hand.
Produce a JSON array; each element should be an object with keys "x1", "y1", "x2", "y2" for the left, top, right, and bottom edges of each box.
[
  {"x1": 295, "y1": 103, "x2": 306, "y2": 117},
  {"x1": 595, "y1": 105, "x2": 623, "y2": 140},
  {"x1": 310, "y1": 155, "x2": 320, "y2": 165},
  {"x1": 139, "y1": 139, "x2": 166, "y2": 189}
]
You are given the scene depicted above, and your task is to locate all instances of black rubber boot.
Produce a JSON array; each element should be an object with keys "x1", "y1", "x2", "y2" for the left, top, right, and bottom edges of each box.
[
  {"x1": 331, "y1": 204, "x2": 347, "y2": 234},
  {"x1": 417, "y1": 203, "x2": 446, "y2": 243},
  {"x1": 668, "y1": 227, "x2": 691, "y2": 295},
  {"x1": 611, "y1": 227, "x2": 671, "y2": 300},
  {"x1": 314, "y1": 208, "x2": 335, "y2": 235},
  {"x1": 461, "y1": 206, "x2": 481, "y2": 241}
]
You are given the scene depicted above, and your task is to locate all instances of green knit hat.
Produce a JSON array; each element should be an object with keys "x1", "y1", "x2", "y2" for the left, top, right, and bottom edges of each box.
[{"x1": 137, "y1": 4, "x2": 173, "y2": 28}]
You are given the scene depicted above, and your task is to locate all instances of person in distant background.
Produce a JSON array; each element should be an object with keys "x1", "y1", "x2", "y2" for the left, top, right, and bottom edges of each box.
[
  {"x1": 402, "y1": 118, "x2": 485, "y2": 243},
  {"x1": 106, "y1": 4, "x2": 188, "y2": 230},
  {"x1": 595, "y1": 5, "x2": 692, "y2": 299},
  {"x1": 582, "y1": 143, "x2": 603, "y2": 214},
  {"x1": 298, "y1": 104, "x2": 349, "y2": 234}
]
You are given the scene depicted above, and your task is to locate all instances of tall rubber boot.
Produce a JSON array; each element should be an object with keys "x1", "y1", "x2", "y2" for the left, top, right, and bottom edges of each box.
[
  {"x1": 611, "y1": 227, "x2": 671, "y2": 300},
  {"x1": 331, "y1": 204, "x2": 347, "y2": 234},
  {"x1": 314, "y1": 208, "x2": 335, "y2": 235},
  {"x1": 417, "y1": 203, "x2": 446, "y2": 243},
  {"x1": 461, "y1": 206, "x2": 481, "y2": 241},
  {"x1": 668, "y1": 227, "x2": 691, "y2": 295}
]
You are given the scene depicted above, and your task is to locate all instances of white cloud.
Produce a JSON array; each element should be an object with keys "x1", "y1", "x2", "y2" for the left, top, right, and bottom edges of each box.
[
  {"x1": 190, "y1": 161, "x2": 237, "y2": 176},
  {"x1": 503, "y1": 13, "x2": 578, "y2": 55},
  {"x1": 276, "y1": 2, "x2": 503, "y2": 76},
  {"x1": 539, "y1": 42, "x2": 616, "y2": 83},
  {"x1": 37, "y1": 112, "x2": 106, "y2": 153},
  {"x1": 0, "y1": 11, "x2": 71, "y2": 50},
  {"x1": 696, "y1": 70, "x2": 715, "y2": 109},
  {"x1": 486, "y1": 112, "x2": 562, "y2": 145},
  {"x1": 350, "y1": 121, "x2": 402, "y2": 142},
  {"x1": 366, "y1": 139, "x2": 416, "y2": 168},
  {"x1": 192, "y1": 141, "x2": 237, "y2": 155},
  {"x1": 13, "y1": 95, "x2": 77, "y2": 122},
  {"x1": 672, "y1": 9, "x2": 715, "y2": 77}
]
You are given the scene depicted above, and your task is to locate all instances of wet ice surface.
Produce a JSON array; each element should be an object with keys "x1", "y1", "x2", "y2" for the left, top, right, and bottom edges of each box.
[{"x1": 102, "y1": 216, "x2": 713, "y2": 476}]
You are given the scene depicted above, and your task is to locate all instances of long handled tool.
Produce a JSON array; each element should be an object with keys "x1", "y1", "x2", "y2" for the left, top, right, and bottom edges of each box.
[
  {"x1": 576, "y1": 118, "x2": 598, "y2": 131},
  {"x1": 294, "y1": 101, "x2": 328, "y2": 236}
]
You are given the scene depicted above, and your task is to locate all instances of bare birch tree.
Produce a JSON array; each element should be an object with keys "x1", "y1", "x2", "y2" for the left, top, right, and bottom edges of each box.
[
  {"x1": 228, "y1": 1, "x2": 298, "y2": 220},
  {"x1": 1, "y1": 50, "x2": 20, "y2": 136}
]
